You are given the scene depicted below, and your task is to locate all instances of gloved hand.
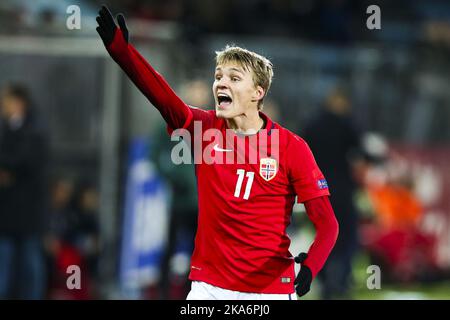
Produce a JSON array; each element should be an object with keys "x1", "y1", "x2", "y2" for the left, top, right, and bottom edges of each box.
[
  {"x1": 96, "y1": 5, "x2": 129, "y2": 47},
  {"x1": 294, "y1": 252, "x2": 313, "y2": 297}
]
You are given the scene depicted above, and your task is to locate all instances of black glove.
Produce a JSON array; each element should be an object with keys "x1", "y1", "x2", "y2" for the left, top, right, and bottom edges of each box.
[
  {"x1": 294, "y1": 252, "x2": 313, "y2": 297},
  {"x1": 96, "y1": 5, "x2": 129, "y2": 47}
]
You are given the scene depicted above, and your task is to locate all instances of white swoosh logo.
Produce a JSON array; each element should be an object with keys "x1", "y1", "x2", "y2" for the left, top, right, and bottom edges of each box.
[{"x1": 213, "y1": 144, "x2": 233, "y2": 152}]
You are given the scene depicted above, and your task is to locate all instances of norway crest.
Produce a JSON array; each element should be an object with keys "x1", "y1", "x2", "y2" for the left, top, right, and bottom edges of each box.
[{"x1": 259, "y1": 158, "x2": 278, "y2": 181}]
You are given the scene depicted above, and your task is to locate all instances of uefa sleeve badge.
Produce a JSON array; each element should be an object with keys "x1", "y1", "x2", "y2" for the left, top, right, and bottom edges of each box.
[
  {"x1": 317, "y1": 178, "x2": 328, "y2": 190},
  {"x1": 259, "y1": 158, "x2": 278, "y2": 181}
]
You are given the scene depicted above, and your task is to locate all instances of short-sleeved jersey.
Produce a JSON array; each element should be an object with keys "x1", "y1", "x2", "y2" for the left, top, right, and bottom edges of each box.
[{"x1": 171, "y1": 108, "x2": 329, "y2": 294}]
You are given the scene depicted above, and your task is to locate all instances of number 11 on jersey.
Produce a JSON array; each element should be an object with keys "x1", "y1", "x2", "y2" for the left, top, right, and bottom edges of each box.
[{"x1": 234, "y1": 169, "x2": 254, "y2": 200}]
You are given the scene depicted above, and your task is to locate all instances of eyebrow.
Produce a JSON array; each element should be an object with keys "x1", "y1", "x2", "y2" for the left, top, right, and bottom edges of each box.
[{"x1": 215, "y1": 67, "x2": 245, "y2": 75}]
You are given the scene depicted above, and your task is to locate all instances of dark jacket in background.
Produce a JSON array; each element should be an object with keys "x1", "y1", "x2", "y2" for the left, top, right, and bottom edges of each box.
[
  {"x1": 303, "y1": 108, "x2": 363, "y2": 299},
  {"x1": 303, "y1": 109, "x2": 362, "y2": 250},
  {"x1": 0, "y1": 112, "x2": 49, "y2": 236}
]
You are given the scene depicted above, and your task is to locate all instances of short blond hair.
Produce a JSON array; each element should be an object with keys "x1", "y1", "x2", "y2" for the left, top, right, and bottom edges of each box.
[{"x1": 215, "y1": 45, "x2": 274, "y2": 109}]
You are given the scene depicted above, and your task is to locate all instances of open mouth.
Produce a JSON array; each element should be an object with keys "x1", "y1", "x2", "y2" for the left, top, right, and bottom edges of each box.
[{"x1": 217, "y1": 93, "x2": 232, "y2": 108}]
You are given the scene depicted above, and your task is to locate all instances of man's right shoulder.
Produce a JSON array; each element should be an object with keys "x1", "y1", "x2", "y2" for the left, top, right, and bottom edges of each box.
[
  {"x1": 189, "y1": 106, "x2": 215, "y2": 116},
  {"x1": 189, "y1": 107, "x2": 218, "y2": 127}
]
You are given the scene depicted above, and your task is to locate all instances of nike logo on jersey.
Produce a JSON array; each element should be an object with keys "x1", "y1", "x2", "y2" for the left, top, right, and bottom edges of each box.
[{"x1": 213, "y1": 144, "x2": 233, "y2": 152}]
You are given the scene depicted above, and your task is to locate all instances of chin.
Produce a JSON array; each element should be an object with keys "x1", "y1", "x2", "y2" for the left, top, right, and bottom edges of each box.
[
  {"x1": 215, "y1": 108, "x2": 233, "y2": 119},
  {"x1": 215, "y1": 110, "x2": 226, "y2": 118}
]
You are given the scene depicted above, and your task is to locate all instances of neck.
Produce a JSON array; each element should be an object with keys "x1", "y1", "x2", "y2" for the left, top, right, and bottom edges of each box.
[{"x1": 226, "y1": 109, "x2": 264, "y2": 134}]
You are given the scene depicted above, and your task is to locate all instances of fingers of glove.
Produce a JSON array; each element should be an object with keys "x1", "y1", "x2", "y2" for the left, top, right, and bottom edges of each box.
[
  {"x1": 295, "y1": 269, "x2": 312, "y2": 296},
  {"x1": 294, "y1": 272, "x2": 300, "y2": 285},
  {"x1": 96, "y1": 16, "x2": 106, "y2": 30},
  {"x1": 96, "y1": 26, "x2": 108, "y2": 43},
  {"x1": 96, "y1": 21, "x2": 113, "y2": 45},
  {"x1": 294, "y1": 265, "x2": 312, "y2": 286},
  {"x1": 116, "y1": 14, "x2": 129, "y2": 43},
  {"x1": 294, "y1": 267, "x2": 304, "y2": 285},
  {"x1": 99, "y1": 5, "x2": 116, "y2": 31},
  {"x1": 295, "y1": 283, "x2": 311, "y2": 297},
  {"x1": 116, "y1": 14, "x2": 127, "y2": 32},
  {"x1": 294, "y1": 252, "x2": 308, "y2": 264}
]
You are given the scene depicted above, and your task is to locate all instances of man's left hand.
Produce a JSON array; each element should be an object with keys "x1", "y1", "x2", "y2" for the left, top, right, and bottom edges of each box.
[{"x1": 294, "y1": 252, "x2": 313, "y2": 297}]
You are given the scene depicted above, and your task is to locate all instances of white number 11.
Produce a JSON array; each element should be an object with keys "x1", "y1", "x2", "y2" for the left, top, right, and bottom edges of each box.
[{"x1": 234, "y1": 169, "x2": 254, "y2": 200}]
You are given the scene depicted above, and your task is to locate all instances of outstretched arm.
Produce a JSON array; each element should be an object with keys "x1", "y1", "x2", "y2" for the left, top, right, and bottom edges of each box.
[{"x1": 96, "y1": 6, "x2": 193, "y2": 130}]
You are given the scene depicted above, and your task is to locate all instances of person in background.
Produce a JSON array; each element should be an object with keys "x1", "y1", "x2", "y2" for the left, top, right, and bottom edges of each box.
[
  {"x1": 357, "y1": 136, "x2": 440, "y2": 283},
  {"x1": 0, "y1": 83, "x2": 49, "y2": 299},
  {"x1": 45, "y1": 177, "x2": 78, "y2": 299},
  {"x1": 45, "y1": 178, "x2": 98, "y2": 299},
  {"x1": 303, "y1": 86, "x2": 363, "y2": 299},
  {"x1": 71, "y1": 180, "x2": 100, "y2": 294}
]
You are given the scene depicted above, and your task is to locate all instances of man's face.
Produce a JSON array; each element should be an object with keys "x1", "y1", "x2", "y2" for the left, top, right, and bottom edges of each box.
[{"x1": 213, "y1": 63, "x2": 263, "y2": 119}]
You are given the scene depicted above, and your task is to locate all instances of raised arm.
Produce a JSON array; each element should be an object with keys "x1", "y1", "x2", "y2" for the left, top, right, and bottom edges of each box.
[{"x1": 96, "y1": 6, "x2": 193, "y2": 130}]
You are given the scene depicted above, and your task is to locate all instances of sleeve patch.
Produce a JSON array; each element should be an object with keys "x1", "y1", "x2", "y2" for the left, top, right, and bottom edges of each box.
[{"x1": 317, "y1": 179, "x2": 328, "y2": 190}]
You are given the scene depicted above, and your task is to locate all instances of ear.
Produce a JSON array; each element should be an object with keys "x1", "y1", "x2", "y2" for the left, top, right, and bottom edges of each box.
[{"x1": 253, "y1": 86, "x2": 265, "y2": 103}]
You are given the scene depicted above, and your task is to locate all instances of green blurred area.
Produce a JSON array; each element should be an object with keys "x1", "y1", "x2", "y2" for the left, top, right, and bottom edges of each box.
[
  {"x1": 300, "y1": 253, "x2": 450, "y2": 300},
  {"x1": 352, "y1": 254, "x2": 450, "y2": 300}
]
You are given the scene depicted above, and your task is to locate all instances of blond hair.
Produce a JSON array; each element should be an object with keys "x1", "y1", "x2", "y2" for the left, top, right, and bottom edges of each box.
[{"x1": 215, "y1": 45, "x2": 274, "y2": 109}]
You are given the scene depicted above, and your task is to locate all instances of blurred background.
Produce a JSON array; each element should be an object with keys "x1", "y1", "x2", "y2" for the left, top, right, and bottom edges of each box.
[{"x1": 0, "y1": 0, "x2": 449, "y2": 300}]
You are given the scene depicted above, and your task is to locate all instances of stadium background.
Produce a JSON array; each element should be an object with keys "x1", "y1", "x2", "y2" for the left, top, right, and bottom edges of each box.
[{"x1": 0, "y1": 0, "x2": 449, "y2": 299}]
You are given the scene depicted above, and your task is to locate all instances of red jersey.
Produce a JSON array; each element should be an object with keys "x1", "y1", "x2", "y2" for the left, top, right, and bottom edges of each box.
[{"x1": 170, "y1": 108, "x2": 329, "y2": 293}]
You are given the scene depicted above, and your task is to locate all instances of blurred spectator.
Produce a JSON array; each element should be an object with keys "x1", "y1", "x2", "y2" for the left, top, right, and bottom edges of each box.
[
  {"x1": 45, "y1": 178, "x2": 99, "y2": 299},
  {"x1": 45, "y1": 177, "x2": 76, "y2": 259},
  {"x1": 71, "y1": 181, "x2": 100, "y2": 288},
  {"x1": 0, "y1": 83, "x2": 49, "y2": 299},
  {"x1": 303, "y1": 85, "x2": 363, "y2": 299},
  {"x1": 45, "y1": 177, "x2": 78, "y2": 299},
  {"x1": 358, "y1": 136, "x2": 442, "y2": 283}
]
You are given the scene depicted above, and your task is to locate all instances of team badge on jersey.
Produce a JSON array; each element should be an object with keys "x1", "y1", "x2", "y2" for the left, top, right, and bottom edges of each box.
[{"x1": 259, "y1": 158, "x2": 278, "y2": 181}]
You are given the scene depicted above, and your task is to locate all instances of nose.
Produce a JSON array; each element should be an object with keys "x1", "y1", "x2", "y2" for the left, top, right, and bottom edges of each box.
[{"x1": 215, "y1": 78, "x2": 229, "y2": 90}]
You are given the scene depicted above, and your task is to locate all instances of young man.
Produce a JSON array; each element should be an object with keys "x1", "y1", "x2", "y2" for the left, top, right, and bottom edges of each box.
[{"x1": 96, "y1": 6, "x2": 339, "y2": 300}]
